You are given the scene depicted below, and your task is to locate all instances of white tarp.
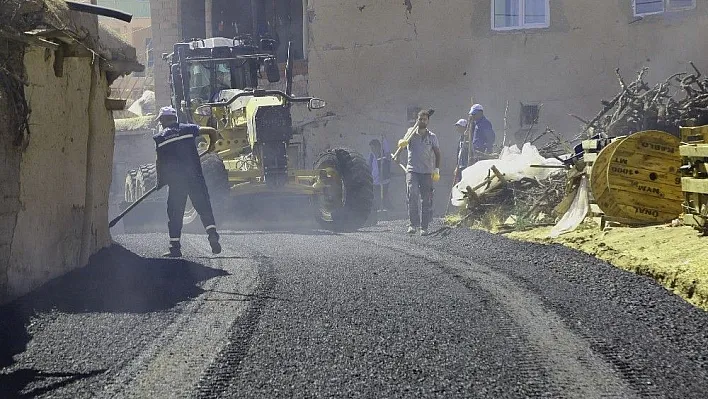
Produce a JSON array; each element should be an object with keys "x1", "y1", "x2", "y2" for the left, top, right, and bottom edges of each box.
[
  {"x1": 549, "y1": 175, "x2": 589, "y2": 238},
  {"x1": 450, "y1": 143, "x2": 564, "y2": 207},
  {"x1": 127, "y1": 90, "x2": 155, "y2": 117}
]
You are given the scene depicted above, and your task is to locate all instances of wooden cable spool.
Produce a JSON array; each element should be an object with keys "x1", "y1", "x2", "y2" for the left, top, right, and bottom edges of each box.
[{"x1": 590, "y1": 130, "x2": 682, "y2": 224}]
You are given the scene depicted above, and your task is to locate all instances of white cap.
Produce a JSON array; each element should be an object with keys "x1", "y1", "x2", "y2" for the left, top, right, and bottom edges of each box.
[
  {"x1": 469, "y1": 104, "x2": 484, "y2": 115},
  {"x1": 455, "y1": 119, "x2": 468, "y2": 127},
  {"x1": 157, "y1": 106, "x2": 178, "y2": 119}
]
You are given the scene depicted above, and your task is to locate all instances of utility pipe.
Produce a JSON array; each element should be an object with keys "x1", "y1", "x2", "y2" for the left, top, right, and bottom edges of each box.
[{"x1": 66, "y1": 1, "x2": 133, "y2": 23}]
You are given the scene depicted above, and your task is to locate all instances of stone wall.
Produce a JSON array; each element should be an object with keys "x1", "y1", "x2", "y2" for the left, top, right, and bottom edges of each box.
[
  {"x1": 0, "y1": 47, "x2": 117, "y2": 302},
  {"x1": 0, "y1": 83, "x2": 21, "y2": 303}
]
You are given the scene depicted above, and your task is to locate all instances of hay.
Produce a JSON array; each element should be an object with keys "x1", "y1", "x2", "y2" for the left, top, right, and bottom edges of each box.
[
  {"x1": 0, "y1": 0, "x2": 69, "y2": 150},
  {"x1": 0, "y1": 0, "x2": 68, "y2": 33},
  {"x1": 114, "y1": 115, "x2": 156, "y2": 132}
]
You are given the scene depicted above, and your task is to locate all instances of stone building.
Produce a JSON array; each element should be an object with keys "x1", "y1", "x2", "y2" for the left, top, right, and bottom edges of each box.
[
  {"x1": 144, "y1": 0, "x2": 707, "y2": 215},
  {"x1": 148, "y1": 0, "x2": 708, "y2": 168},
  {"x1": 0, "y1": 0, "x2": 142, "y2": 303}
]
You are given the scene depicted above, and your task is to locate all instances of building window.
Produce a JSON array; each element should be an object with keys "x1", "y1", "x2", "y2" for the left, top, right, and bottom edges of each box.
[
  {"x1": 520, "y1": 103, "x2": 540, "y2": 127},
  {"x1": 407, "y1": 106, "x2": 421, "y2": 124},
  {"x1": 633, "y1": 0, "x2": 696, "y2": 16},
  {"x1": 492, "y1": 0, "x2": 549, "y2": 30}
]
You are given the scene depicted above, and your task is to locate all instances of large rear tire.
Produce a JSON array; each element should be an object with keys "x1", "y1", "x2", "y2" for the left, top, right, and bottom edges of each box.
[
  {"x1": 122, "y1": 164, "x2": 166, "y2": 233},
  {"x1": 313, "y1": 148, "x2": 373, "y2": 231},
  {"x1": 200, "y1": 153, "x2": 229, "y2": 218}
]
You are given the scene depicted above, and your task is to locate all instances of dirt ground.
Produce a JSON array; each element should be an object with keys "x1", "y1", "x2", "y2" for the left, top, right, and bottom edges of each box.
[{"x1": 504, "y1": 221, "x2": 708, "y2": 311}]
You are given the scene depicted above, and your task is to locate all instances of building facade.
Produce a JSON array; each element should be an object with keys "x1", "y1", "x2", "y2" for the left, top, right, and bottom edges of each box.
[{"x1": 148, "y1": 0, "x2": 708, "y2": 171}]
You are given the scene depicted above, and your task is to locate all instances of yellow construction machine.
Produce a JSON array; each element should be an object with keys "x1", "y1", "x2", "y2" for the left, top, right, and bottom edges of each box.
[{"x1": 118, "y1": 37, "x2": 373, "y2": 232}]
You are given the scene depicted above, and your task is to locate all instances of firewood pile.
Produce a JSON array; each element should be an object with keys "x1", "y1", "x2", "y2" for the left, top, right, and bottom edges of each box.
[
  {"x1": 449, "y1": 171, "x2": 567, "y2": 231},
  {"x1": 572, "y1": 63, "x2": 708, "y2": 138}
]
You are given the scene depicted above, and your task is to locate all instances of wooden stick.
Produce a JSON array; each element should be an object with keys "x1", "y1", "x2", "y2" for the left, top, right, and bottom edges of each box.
[{"x1": 502, "y1": 100, "x2": 509, "y2": 147}]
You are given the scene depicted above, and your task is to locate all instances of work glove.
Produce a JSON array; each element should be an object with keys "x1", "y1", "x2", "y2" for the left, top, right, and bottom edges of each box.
[
  {"x1": 397, "y1": 139, "x2": 409, "y2": 148},
  {"x1": 432, "y1": 168, "x2": 440, "y2": 182}
]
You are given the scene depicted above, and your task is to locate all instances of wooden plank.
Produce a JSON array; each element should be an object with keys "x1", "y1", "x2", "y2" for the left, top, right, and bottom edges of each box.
[
  {"x1": 105, "y1": 98, "x2": 127, "y2": 111},
  {"x1": 0, "y1": 29, "x2": 59, "y2": 50},
  {"x1": 680, "y1": 125, "x2": 708, "y2": 144},
  {"x1": 583, "y1": 152, "x2": 598, "y2": 163},
  {"x1": 590, "y1": 203, "x2": 604, "y2": 215},
  {"x1": 679, "y1": 144, "x2": 708, "y2": 157},
  {"x1": 682, "y1": 177, "x2": 708, "y2": 194},
  {"x1": 582, "y1": 140, "x2": 600, "y2": 151},
  {"x1": 683, "y1": 213, "x2": 706, "y2": 229}
]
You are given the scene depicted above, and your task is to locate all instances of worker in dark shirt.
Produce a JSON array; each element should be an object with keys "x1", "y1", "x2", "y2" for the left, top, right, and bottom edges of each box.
[
  {"x1": 453, "y1": 118, "x2": 469, "y2": 184},
  {"x1": 469, "y1": 103, "x2": 496, "y2": 155},
  {"x1": 153, "y1": 106, "x2": 221, "y2": 257}
]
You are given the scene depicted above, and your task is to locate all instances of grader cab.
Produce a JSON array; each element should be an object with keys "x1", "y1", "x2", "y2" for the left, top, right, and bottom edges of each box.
[{"x1": 120, "y1": 36, "x2": 373, "y2": 231}]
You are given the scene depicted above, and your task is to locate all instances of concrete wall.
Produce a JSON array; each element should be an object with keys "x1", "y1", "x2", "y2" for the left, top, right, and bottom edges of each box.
[
  {"x1": 0, "y1": 77, "x2": 22, "y2": 302},
  {"x1": 304, "y1": 0, "x2": 708, "y2": 170},
  {"x1": 150, "y1": 0, "x2": 182, "y2": 107},
  {"x1": 1, "y1": 47, "x2": 116, "y2": 302}
]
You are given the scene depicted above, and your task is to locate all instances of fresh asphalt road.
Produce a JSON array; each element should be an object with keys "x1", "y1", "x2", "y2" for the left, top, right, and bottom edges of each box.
[{"x1": 1, "y1": 220, "x2": 708, "y2": 398}]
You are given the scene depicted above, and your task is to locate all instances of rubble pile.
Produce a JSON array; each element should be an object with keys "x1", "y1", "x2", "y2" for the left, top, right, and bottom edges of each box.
[
  {"x1": 575, "y1": 63, "x2": 708, "y2": 138},
  {"x1": 453, "y1": 172, "x2": 567, "y2": 231}
]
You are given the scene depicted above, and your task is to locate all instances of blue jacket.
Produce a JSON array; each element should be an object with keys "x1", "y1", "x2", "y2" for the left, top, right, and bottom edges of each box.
[
  {"x1": 472, "y1": 116, "x2": 495, "y2": 154},
  {"x1": 153, "y1": 123, "x2": 203, "y2": 184}
]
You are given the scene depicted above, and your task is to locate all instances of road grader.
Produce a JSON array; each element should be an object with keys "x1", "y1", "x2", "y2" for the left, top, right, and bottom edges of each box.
[{"x1": 119, "y1": 36, "x2": 373, "y2": 232}]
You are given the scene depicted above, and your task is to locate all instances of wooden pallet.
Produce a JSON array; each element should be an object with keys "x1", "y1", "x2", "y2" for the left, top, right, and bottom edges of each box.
[
  {"x1": 679, "y1": 125, "x2": 708, "y2": 232},
  {"x1": 681, "y1": 125, "x2": 708, "y2": 144},
  {"x1": 581, "y1": 138, "x2": 614, "y2": 219}
]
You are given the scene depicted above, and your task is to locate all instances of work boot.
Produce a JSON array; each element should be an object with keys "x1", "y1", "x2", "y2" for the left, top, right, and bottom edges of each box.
[
  {"x1": 162, "y1": 246, "x2": 182, "y2": 258},
  {"x1": 207, "y1": 230, "x2": 221, "y2": 254},
  {"x1": 407, "y1": 226, "x2": 417, "y2": 235}
]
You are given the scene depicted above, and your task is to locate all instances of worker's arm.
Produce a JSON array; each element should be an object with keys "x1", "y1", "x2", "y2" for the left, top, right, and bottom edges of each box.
[
  {"x1": 199, "y1": 126, "x2": 220, "y2": 152},
  {"x1": 433, "y1": 146, "x2": 441, "y2": 169}
]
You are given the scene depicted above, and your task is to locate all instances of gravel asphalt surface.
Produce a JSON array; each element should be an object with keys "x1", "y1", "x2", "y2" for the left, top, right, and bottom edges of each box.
[{"x1": 1, "y1": 219, "x2": 707, "y2": 398}]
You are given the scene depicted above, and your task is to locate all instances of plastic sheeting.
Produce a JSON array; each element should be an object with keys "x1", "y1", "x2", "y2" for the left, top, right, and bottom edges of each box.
[
  {"x1": 549, "y1": 175, "x2": 589, "y2": 238},
  {"x1": 127, "y1": 90, "x2": 155, "y2": 117},
  {"x1": 450, "y1": 143, "x2": 564, "y2": 207}
]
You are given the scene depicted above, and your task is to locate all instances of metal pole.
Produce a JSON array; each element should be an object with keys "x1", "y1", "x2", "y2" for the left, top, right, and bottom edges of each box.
[
  {"x1": 205, "y1": 0, "x2": 213, "y2": 38},
  {"x1": 251, "y1": 0, "x2": 260, "y2": 37}
]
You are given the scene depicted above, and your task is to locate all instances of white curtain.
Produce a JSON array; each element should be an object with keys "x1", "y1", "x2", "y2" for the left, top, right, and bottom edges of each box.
[
  {"x1": 524, "y1": 0, "x2": 546, "y2": 24},
  {"x1": 635, "y1": 0, "x2": 664, "y2": 14},
  {"x1": 494, "y1": 0, "x2": 520, "y2": 28}
]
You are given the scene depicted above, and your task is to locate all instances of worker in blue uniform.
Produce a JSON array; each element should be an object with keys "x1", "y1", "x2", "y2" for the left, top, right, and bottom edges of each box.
[{"x1": 153, "y1": 106, "x2": 221, "y2": 257}]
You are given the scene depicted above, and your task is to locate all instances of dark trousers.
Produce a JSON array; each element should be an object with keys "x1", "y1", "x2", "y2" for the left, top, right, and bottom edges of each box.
[
  {"x1": 166, "y1": 176, "x2": 216, "y2": 243},
  {"x1": 406, "y1": 172, "x2": 434, "y2": 229}
]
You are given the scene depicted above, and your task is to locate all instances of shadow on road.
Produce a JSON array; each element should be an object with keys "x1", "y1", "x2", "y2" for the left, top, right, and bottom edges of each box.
[
  {"x1": 0, "y1": 368, "x2": 106, "y2": 398},
  {"x1": 0, "y1": 244, "x2": 228, "y2": 369}
]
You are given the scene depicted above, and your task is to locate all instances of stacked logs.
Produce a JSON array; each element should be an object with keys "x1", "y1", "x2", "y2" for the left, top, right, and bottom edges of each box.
[{"x1": 572, "y1": 63, "x2": 708, "y2": 138}]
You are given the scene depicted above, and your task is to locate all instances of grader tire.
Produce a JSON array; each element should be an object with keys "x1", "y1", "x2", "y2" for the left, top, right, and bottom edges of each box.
[
  {"x1": 121, "y1": 164, "x2": 165, "y2": 233},
  {"x1": 313, "y1": 148, "x2": 373, "y2": 231},
  {"x1": 201, "y1": 153, "x2": 229, "y2": 205},
  {"x1": 135, "y1": 164, "x2": 166, "y2": 201},
  {"x1": 124, "y1": 169, "x2": 138, "y2": 202},
  {"x1": 180, "y1": 153, "x2": 230, "y2": 231}
]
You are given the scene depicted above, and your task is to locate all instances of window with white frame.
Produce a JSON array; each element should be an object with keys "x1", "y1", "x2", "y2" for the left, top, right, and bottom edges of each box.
[
  {"x1": 492, "y1": 0, "x2": 550, "y2": 30},
  {"x1": 633, "y1": 0, "x2": 696, "y2": 16}
]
